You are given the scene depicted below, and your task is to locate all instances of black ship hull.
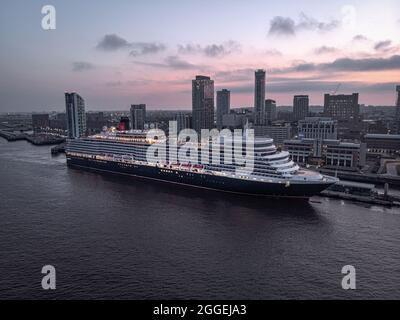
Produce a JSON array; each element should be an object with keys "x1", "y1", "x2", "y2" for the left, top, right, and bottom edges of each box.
[{"x1": 66, "y1": 156, "x2": 335, "y2": 198}]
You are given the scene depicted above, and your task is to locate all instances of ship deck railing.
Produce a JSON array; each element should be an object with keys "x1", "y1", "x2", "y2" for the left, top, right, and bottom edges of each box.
[{"x1": 67, "y1": 152, "x2": 334, "y2": 184}]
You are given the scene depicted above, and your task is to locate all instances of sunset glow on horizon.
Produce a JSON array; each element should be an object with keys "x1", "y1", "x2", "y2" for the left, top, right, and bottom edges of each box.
[{"x1": 1, "y1": 0, "x2": 399, "y2": 112}]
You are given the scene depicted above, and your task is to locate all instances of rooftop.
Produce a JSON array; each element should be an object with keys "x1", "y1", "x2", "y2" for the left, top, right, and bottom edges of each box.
[
  {"x1": 336, "y1": 180, "x2": 375, "y2": 190},
  {"x1": 365, "y1": 134, "x2": 400, "y2": 140}
]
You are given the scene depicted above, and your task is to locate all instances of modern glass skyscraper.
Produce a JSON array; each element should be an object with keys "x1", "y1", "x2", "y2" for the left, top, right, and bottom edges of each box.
[
  {"x1": 192, "y1": 75, "x2": 215, "y2": 133},
  {"x1": 130, "y1": 104, "x2": 146, "y2": 130},
  {"x1": 176, "y1": 112, "x2": 192, "y2": 132},
  {"x1": 216, "y1": 89, "x2": 230, "y2": 129},
  {"x1": 265, "y1": 99, "x2": 277, "y2": 124},
  {"x1": 254, "y1": 69, "x2": 266, "y2": 125},
  {"x1": 293, "y1": 95, "x2": 309, "y2": 121},
  {"x1": 65, "y1": 92, "x2": 86, "y2": 139}
]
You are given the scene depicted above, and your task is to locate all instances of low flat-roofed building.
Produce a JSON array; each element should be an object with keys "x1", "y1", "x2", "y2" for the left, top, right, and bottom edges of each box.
[
  {"x1": 364, "y1": 134, "x2": 400, "y2": 155},
  {"x1": 298, "y1": 117, "x2": 337, "y2": 140},
  {"x1": 284, "y1": 138, "x2": 366, "y2": 170},
  {"x1": 283, "y1": 139, "x2": 315, "y2": 164},
  {"x1": 324, "y1": 140, "x2": 366, "y2": 170},
  {"x1": 222, "y1": 113, "x2": 247, "y2": 129},
  {"x1": 254, "y1": 123, "x2": 291, "y2": 145}
]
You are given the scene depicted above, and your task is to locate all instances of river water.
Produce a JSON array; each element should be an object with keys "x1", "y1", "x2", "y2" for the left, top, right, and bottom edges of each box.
[{"x1": 0, "y1": 138, "x2": 399, "y2": 299}]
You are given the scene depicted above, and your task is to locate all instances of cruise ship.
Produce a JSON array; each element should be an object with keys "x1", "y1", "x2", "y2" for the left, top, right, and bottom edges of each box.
[{"x1": 66, "y1": 130, "x2": 337, "y2": 198}]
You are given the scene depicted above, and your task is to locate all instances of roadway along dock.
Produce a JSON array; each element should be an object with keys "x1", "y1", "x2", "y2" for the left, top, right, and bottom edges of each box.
[
  {"x1": 321, "y1": 180, "x2": 400, "y2": 207},
  {"x1": 319, "y1": 168, "x2": 400, "y2": 187}
]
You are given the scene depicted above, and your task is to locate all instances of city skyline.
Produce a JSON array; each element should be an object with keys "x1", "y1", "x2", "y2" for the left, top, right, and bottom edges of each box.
[{"x1": 1, "y1": 0, "x2": 400, "y2": 112}]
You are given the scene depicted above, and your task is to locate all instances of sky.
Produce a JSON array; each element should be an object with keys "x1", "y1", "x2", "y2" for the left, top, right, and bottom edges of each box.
[{"x1": 0, "y1": 0, "x2": 399, "y2": 112}]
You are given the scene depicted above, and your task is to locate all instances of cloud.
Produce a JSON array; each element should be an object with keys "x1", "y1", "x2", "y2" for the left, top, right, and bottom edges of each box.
[
  {"x1": 297, "y1": 13, "x2": 340, "y2": 32},
  {"x1": 353, "y1": 34, "x2": 368, "y2": 42},
  {"x1": 265, "y1": 49, "x2": 283, "y2": 56},
  {"x1": 325, "y1": 55, "x2": 400, "y2": 71},
  {"x1": 129, "y1": 42, "x2": 166, "y2": 57},
  {"x1": 268, "y1": 13, "x2": 340, "y2": 36},
  {"x1": 213, "y1": 68, "x2": 254, "y2": 82},
  {"x1": 314, "y1": 46, "x2": 339, "y2": 55},
  {"x1": 229, "y1": 80, "x2": 398, "y2": 94},
  {"x1": 72, "y1": 61, "x2": 94, "y2": 72},
  {"x1": 134, "y1": 56, "x2": 202, "y2": 70},
  {"x1": 204, "y1": 42, "x2": 241, "y2": 57},
  {"x1": 164, "y1": 56, "x2": 198, "y2": 69},
  {"x1": 268, "y1": 17, "x2": 296, "y2": 36},
  {"x1": 105, "y1": 81, "x2": 122, "y2": 87},
  {"x1": 106, "y1": 80, "x2": 153, "y2": 87},
  {"x1": 374, "y1": 40, "x2": 392, "y2": 51},
  {"x1": 97, "y1": 34, "x2": 166, "y2": 56},
  {"x1": 177, "y1": 43, "x2": 201, "y2": 54},
  {"x1": 96, "y1": 34, "x2": 130, "y2": 51},
  {"x1": 272, "y1": 55, "x2": 400, "y2": 74},
  {"x1": 178, "y1": 41, "x2": 241, "y2": 57}
]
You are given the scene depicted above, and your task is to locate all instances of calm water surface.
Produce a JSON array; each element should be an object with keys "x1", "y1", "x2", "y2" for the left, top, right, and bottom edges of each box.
[{"x1": 0, "y1": 138, "x2": 399, "y2": 299}]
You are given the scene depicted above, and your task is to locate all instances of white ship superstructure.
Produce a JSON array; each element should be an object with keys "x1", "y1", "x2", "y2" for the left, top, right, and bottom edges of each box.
[{"x1": 66, "y1": 130, "x2": 337, "y2": 198}]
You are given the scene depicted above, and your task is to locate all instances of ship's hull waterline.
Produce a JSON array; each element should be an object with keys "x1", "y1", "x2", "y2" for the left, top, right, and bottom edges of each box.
[{"x1": 66, "y1": 156, "x2": 336, "y2": 199}]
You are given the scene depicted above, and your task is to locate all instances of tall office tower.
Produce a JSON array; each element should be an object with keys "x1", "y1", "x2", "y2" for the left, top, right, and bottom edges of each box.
[
  {"x1": 265, "y1": 99, "x2": 277, "y2": 124},
  {"x1": 65, "y1": 92, "x2": 86, "y2": 139},
  {"x1": 324, "y1": 93, "x2": 359, "y2": 122},
  {"x1": 293, "y1": 95, "x2": 309, "y2": 121},
  {"x1": 216, "y1": 89, "x2": 231, "y2": 129},
  {"x1": 192, "y1": 75, "x2": 215, "y2": 133},
  {"x1": 176, "y1": 112, "x2": 192, "y2": 132},
  {"x1": 396, "y1": 86, "x2": 400, "y2": 134},
  {"x1": 130, "y1": 104, "x2": 146, "y2": 130},
  {"x1": 254, "y1": 69, "x2": 266, "y2": 125}
]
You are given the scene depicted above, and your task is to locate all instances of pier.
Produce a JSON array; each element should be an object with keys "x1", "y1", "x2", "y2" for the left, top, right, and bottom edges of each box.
[
  {"x1": 321, "y1": 181, "x2": 400, "y2": 207},
  {"x1": 51, "y1": 142, "x2": 66, "y2": 155},
  {"x1": 0, "y1": 130, "x2": 26, "y2": 141},
  {"x1": 319, "y1": 168, "x2": 400, "y2": 188},
  {"x1": 0, "y1": 130, "x2": 65, "y2": 146},
  {"x1": 24, "y1": 133, "x2": 65, "y2": 146}
]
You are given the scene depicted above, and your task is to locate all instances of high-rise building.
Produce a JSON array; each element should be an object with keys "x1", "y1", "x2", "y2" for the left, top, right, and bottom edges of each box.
[
  {"x1": 395, "y1": 86, "x2": 400, "y2": 134},
  {"x1": 216, "y1": 89, "x2": 230, "y2": 129},
  {"x1": 324, "y1": 93, "x2": 359, "y2": 121},
  {"x1": 65, "y1": 92, "x2": 86, "y2": 138},
  {"x1": 130, "y1": 104, "x2": 146, "y2": 130},
  {"x1": 293, "y1": 95, "x2": 309, "y2": 121},
  {"x1": 254, "y1": 69, "x2": 266, "y2": 125},
  {"x1": 192, "y1": 75, "x2": 214, "y2": 132},
  {"x1": 265, "y1": 99, "x2": 277, "y2": 124},
  {"x1": 176, "y1": 112, "x2": 192, "y2": 132}
]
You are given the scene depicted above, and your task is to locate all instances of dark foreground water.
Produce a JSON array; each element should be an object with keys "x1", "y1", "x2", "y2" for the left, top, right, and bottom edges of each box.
[{"x1": 0, "y1": 138, "x2": 399, "y2": 299}]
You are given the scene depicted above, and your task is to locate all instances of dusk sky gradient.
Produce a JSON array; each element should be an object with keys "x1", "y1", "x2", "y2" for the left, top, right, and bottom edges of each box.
[{"x1": 1, "y1": 0, "x2": 399, "y2": 112}]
